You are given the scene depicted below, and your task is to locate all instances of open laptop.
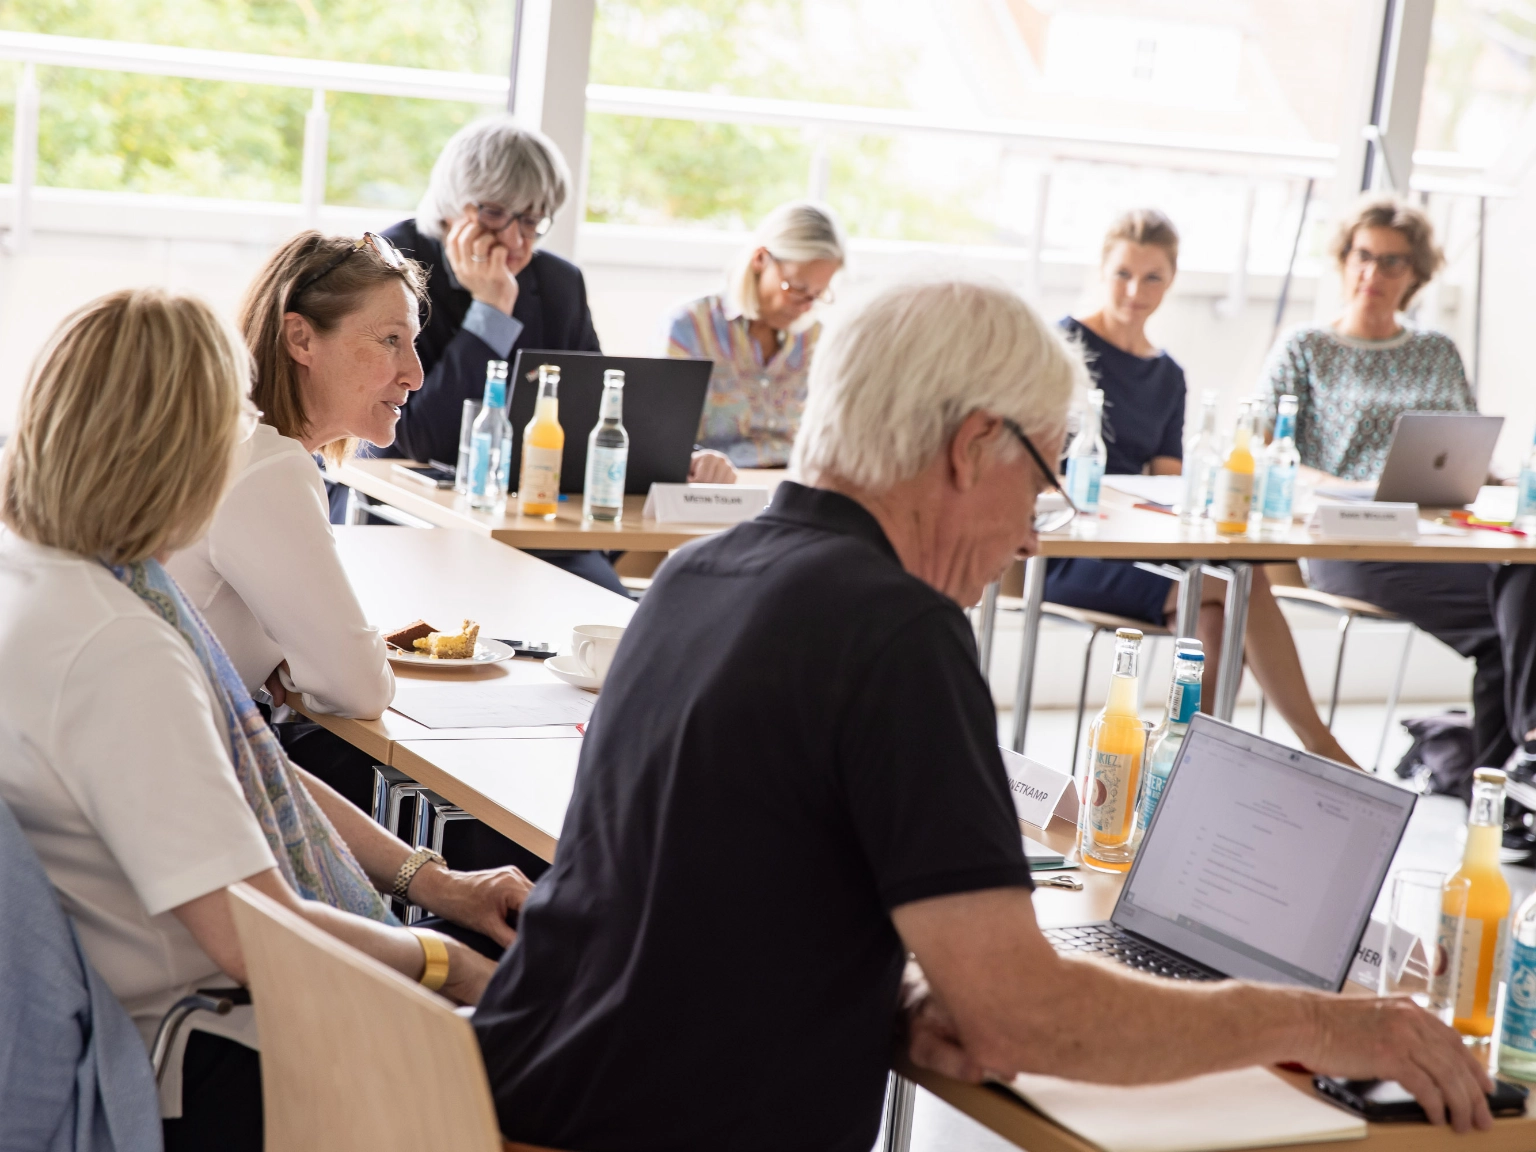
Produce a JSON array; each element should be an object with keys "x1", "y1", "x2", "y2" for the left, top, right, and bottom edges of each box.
[
  {"x1": 1044, "y1": 715, "x2": 1416, "y2": 990},
  {"x1": 1369, "y1": 412, "x2": 1503, "y2": 506},
  {"x1": 508, "y1": 351, "x2": 713, "y2": 495}
]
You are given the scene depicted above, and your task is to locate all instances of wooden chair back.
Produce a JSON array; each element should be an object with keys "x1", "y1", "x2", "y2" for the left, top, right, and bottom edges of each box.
[{"x1": 227, "y1": 883, "x2": 503, "y2": 1152}]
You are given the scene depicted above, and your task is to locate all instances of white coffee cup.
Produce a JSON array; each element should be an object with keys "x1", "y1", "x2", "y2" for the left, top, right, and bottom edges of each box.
[{"x1": 572, "y1": 624, "x2": 625, "y2": 686}]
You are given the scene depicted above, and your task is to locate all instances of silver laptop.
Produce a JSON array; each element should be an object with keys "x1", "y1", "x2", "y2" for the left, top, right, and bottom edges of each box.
[
  {"x1": 1045, "y1": 715, "x2": 1415, "y2": 990},
  {"x1": 1372, "y1": 412, "x2": 1502, "y2": 506}
]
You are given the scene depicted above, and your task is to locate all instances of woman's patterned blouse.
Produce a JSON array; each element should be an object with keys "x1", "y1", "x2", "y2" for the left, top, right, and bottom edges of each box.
[
  {"x1": 665, "y1": 293, "x2": 821, "y2": 469},
  {"x1": 1258, "y1": 325, "x2": 1475, "y2": 481}
]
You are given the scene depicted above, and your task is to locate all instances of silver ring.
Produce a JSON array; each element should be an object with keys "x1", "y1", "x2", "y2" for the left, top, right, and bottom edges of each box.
[{"x1": 470, "y1": 255, "x2": 487, "y2": 263}]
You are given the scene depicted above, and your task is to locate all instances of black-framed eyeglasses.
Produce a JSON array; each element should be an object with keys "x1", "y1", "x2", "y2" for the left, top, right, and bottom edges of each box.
[
  {"x1": 475, "y1": 203, "x2": 553, "y2": 238},
  {"x1": 287, "y1": 232, "x2": 405, "y2": 308},
  {"x1": 1001, "y1": 416, "x2": 1079, "y2": 534},
  {"x1": 769, "y1": 254, "x2": 835, "y2": 306}
]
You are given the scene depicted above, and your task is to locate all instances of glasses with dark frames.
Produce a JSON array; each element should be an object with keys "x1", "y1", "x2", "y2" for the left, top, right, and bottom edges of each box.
[
  {"x1": 287, "y1": 232, "x2": 405, "y2": 308},
  {"x1": 1000, "y1": 416, "x2": 1079, "y2": 534},
  {"x1": 475, "y1": 203, "x2": 553, "y2": 238}
]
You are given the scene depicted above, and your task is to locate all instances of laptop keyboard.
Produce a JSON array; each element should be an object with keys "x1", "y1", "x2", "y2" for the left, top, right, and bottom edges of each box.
[{"x1": 1043, "y1": 924, "x2": 1219, "y2": 981}]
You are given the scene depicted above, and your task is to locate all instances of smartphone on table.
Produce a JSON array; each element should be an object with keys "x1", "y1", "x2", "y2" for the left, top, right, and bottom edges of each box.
[{"x1": 1313, "y1": 1076, "x2": 1528, "y2": 1122}]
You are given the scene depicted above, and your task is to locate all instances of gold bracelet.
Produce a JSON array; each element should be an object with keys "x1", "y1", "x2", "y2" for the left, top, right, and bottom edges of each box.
[{"x1": 410, "y1": 928, "x2": 450, "y2": 992}]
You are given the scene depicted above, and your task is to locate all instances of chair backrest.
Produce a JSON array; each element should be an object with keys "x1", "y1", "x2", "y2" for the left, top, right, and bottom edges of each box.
[{"x1": 227, "y1": 883, "x2": 503, "y2": 1152}]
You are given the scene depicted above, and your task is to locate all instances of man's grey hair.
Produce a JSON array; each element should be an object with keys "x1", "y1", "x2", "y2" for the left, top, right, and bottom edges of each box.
[
  {"x1": 791, "y1": 277, "x2": 1087, "y2": 491},
  {"x1": 415, "y1": 115, "x2": 571, "y2": 241},
  {"x1": 730, "y1": 200, "x2": 846, "y2": 320}
]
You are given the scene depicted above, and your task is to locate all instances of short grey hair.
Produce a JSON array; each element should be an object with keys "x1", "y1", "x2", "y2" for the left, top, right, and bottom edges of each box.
[
  {"x1": 729, "y1": 200, "x2": 847, "y2": 320},
  {"x1": 792, "y1": 277, "x2": 1086, "y2": 491},
  {"x1": 415, "y1": 115, "x2": 571, "y2": 242}
]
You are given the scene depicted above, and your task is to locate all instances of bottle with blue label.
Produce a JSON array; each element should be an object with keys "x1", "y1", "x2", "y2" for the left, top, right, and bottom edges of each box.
[
  {"x1": 1258, "y1": 394, "x2": 1300, "y2": 532},
  {"x1": 1138, "y1": 639, "x2": 1203, "y2": 834},
  {"x1": 467, "y1": 361, "x2": 511, "y2": 512},
  {"x1": 1064, "y1": 389, "x2": 1106, "y2": 516},
  {"x1": 1516, "y1": 426, "x2": 1536, "y2": 532},
  {"x1": 583, "y1": 369, "x2": 629, "y2": 522},
  {"x1": 1499, "y1": 884, "x2": 1536, "y2": 1079}
]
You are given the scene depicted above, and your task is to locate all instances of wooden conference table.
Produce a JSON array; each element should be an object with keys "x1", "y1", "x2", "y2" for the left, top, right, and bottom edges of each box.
[
  {"x1": 329, "y1": 458, "x2": 786, "y2": 552},
  {"x1": 302, "y1": 527, "x2": 1536, "y2": 1152}
]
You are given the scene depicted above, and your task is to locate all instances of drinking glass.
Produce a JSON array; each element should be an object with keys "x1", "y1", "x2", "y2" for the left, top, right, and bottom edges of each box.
[
  {"x1": 1079, "y1": 718, "x2": 1152, "y2": 873},
  {"x1": 454, "y1": 399, "x2": 482, "y2": 494},
  {"x1": 1379, "y1": 869, "x2": 1469, "y2": 1025}
]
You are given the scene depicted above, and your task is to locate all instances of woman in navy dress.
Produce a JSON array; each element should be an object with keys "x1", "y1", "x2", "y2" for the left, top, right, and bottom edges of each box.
[{"x1": 1050, "y1": 210, "x2": 1354, "y2": 766}]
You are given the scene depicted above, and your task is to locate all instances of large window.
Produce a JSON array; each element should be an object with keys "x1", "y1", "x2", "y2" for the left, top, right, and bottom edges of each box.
[
  {"x1": 1417, "y1": 0, "x2": 1536, "y2": 167},
  {"x1": 0, "y1": 0, "x2": 511, "y2": 208},
  {"x1": 586, "y1": 0, "x2": 1358, "y2": 270}
]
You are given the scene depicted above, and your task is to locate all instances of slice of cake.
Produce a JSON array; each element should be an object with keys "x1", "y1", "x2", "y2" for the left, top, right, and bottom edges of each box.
[
  {"x1": 384, "y1": 619, "x2": 435, "y2": 651},
  {"x1": 414, "y1": 619, "x2": 480, "y2": 660}
]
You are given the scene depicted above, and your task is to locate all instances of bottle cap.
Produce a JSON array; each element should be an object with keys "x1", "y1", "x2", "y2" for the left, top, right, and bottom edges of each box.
[
  {"x1": 1176, "y1": 650, "x2": 1204, "y2": 661},
  {"x1": 1114, "y1": 628, "x2": 1143, "y2": 641},
  {"x1": 1175, "y1": 638, "x2": 1204, "y2": 653},
  {"x1": 1475, "y1": 767, "x2": 1507, "y2": 785}
]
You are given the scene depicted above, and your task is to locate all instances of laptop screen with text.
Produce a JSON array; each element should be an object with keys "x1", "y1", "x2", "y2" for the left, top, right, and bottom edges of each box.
[{"x1": 1112, "y1": 715, "x2": 1415, "y2": 990}]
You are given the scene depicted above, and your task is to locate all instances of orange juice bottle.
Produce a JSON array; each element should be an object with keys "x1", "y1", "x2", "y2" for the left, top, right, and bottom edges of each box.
[
  {"x1": 1211, "y1": 403, "x2": 1256, "y2": 536},
  {"x1": 1083, "y1": 628, "x2": 1146, "y2": 873},
  {"x1": 1448, "y1": 768, "x2": 1512, "y2": 1038},
  {"x1": 518, "y1": 364, "x2": 564, "y2": 518}
]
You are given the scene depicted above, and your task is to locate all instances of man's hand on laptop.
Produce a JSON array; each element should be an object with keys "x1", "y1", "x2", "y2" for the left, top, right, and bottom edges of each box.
[{"x1": 1303, "y1": 994, "x2": 1494, "y2": 1132}]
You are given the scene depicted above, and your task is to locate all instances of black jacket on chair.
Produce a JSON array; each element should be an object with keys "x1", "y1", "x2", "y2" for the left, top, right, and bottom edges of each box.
[{"x1": 380, "y1": 217, "x2": 601, "y2": 465}]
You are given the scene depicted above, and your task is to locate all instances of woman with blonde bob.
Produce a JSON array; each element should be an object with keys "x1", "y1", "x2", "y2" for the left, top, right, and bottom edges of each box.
[
  {"x1": 667, "y1": 199, "x2": 846, "y2": 470},
  {"x1": 0, "y1": 288, "x2": 498, "y2": 1149}
]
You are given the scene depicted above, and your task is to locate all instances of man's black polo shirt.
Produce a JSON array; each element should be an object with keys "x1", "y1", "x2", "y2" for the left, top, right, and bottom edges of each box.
[{"x1": 473, "y1": 482, "x2": 1033, "y2": 1152}]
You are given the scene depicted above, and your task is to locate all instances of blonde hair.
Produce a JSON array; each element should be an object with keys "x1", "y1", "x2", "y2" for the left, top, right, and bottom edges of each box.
[
  {"x1": 240, "y1": 232, "x2": 427, "y2": 466},
  {"x1": 1102, "y1": 208, "x2": 1179, "y2": 272},
  {"x1": 3, "y1": 288, "x2": 248, "y2": 565},
  {"x1": 729, "y1": 200, "x2": 846, "y2": 321},
  {"x1": 1329, "y1": 195, "x2": 1444, "y2": 308},
  {"x1": 792, "y1": 277, "x2": 1087, "y2": 491}
]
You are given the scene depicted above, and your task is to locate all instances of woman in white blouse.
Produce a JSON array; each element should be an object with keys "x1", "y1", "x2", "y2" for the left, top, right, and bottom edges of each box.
[{"x1": 0, "y1": 288, "x2": 517, "y2": 1149}]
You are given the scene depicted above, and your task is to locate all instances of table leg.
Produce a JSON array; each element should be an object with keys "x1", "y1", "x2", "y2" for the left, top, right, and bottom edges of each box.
[
  {"x1": 976, "y1": 581, "x2": 1000, "y2": 682},
  {"x1": 881, "y1": 1072, "x2": 917, "y2": 1152},
  {"x1": 1010, "y1": 556, "x2": 1047, "y2": 754},
  {"x1": 1173, "y1": 560, "x2": 1203, "y2": 641},
  {"x1": 1212, "y1": 561, "x2": 1252, "y2": 721}
]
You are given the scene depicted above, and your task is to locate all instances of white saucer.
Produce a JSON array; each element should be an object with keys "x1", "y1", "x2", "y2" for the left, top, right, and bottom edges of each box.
[
  {"x1": 544, "y1": 654, "x2": 600, "y2": 692},
  {"x1": 386, "y1": 638, "x2": 515, "y2": 668}
]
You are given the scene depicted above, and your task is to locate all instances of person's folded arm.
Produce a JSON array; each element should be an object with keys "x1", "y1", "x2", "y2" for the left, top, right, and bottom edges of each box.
[
  {"x1": 172, "y1": 867, "x2": 492, "y2": 1006},
  {"x1": 296, "y1": 767, "x2": 532, "y2": 948},
  {"x1": 892, "y1": 886, "x2": 1494, "y2": 1132}
]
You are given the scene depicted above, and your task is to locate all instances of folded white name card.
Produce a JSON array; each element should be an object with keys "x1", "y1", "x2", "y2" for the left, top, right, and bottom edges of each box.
[
  {"x1": 1308, "y1": 501, "x2": 1419, "y2": 540},
  {"x1": 1346, "y1": 917, "x2": 1425, "y2": 990},
  {"x1": 642, "y1": 484, "x2": 770, "y2": 524},
  {"x1": 999, "y1": 747, "x2": 1079, "y2": 827}
]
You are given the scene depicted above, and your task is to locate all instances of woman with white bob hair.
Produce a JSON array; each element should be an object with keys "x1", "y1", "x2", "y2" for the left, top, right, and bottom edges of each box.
[{"x1": 667, "y1": 200, "x2": 846, "y2": 470}]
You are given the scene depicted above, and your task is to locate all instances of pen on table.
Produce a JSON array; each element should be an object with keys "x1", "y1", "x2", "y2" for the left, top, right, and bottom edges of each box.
[
  {"x1": 1133, "y1": 501, "x2": 1177, "y2": 517},
  {"x1": 1442, "y1": 511, "x2": 1527, "y2": 537}
]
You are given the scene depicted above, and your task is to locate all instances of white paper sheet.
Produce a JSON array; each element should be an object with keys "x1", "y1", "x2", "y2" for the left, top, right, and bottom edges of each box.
[
  {"x1": 1001, "y1": 1066, "x2": 1365, "y2": 1152},
  {"x1": 390, "y1": 678, "x2": 595, "y2": 730},
  {"x1": 1102, "y1": 474, "x2": 1184, "y2": 506}
]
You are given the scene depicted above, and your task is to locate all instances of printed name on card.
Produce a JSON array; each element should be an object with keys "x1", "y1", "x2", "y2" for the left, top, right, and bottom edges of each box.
[
  {"x1": 999, "y1": 747, "x2": 1079, "y2": 828},
  {"x1": 641, "y1": 483, "x2": 770, "y2": 524}
]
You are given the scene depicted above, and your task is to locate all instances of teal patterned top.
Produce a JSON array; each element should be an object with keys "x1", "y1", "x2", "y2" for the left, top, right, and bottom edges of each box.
[{"x1": 1258, "y1": 325, "x2": 1474, "y2": 481}]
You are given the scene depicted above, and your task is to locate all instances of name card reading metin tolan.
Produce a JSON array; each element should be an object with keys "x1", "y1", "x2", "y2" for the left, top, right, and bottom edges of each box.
[
  {"x1": 1307, "y1": 501, "x2": 1419, "y2": 541},
  {"x1": 999, "y1": 747, "x2": 1079, "y2": 827},
  {"x1": 642, "y1": 483, "x2": 770, "y2": 524}
]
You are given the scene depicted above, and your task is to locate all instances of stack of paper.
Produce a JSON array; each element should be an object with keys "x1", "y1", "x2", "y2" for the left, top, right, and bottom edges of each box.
[
  {"x1": 1000, "y1": 1066, "x2": 1365, "y2": 1152},
  {"x1": 1103, "y1": 475, "x2": 1184, "y2": 507},
  {"x1": 391, "y1": 678, "x2": 595, "y2": 730}
]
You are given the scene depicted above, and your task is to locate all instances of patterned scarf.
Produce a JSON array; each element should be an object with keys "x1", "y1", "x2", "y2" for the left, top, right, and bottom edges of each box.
[{"x1": 107, "y1": 558, "x2": 395, "y2": 924}]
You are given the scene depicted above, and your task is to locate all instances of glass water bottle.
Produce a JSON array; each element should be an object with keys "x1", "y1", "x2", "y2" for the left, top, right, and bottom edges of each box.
[
  {"x1": 1516, "y1": 427, "x2": 1536, "y2": 533},
  {"x1": 1500, "y1": 878, "x2": 1536, "y2": 1079},
  {"x1": 1258, "y1": 394, "x2": 1300, "y2": 532},
  {"x1": 1179, "y1": 392, "x2": 1219, "y2": 524},
  {"x1": 1065, "y1": 389, "x2": 1107, "y2": 516},
  {"x1": 584, "y1": 369, "x2": 630, "y2": 522},
  {"x1": 467, "y1": 362, "x2": 510, "y2": 512},
  {"x1": 1138, "y1": 639, "x2": 1203, "y2": 833}
]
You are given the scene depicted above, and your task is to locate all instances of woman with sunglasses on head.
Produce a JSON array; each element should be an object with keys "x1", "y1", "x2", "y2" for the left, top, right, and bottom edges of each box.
[
  {"x1": 1262, "y1": 196, "x2": 1536, "y2": 799},
  {"x1": 168, "y1": 231, "x2": 536, "y2": 946},
  {"x1": 665, "y1": 201, "x2": 846, "y2": 470},
  {"x1": 1049, "y1": 209, "x2": 1355, "y2": 766}
]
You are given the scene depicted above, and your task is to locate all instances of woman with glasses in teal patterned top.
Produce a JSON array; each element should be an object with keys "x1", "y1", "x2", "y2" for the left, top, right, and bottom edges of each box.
[{"x1": 1260, "y1": 196, "x2": 1536, "y2": 788}]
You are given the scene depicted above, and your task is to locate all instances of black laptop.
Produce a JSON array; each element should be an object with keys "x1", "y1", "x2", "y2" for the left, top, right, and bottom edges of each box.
[
  {"x1": 508, "y1": 351, "x2": 713, "y2": 495},
  {"x1": 1045, "y1": 715, "x2": 1416, "y2": 989}
]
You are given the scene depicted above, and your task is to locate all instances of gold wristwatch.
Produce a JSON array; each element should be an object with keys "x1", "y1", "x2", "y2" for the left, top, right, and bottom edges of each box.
[{"x1": 392, "y1": 847, "x2": 445, "y2": 900}]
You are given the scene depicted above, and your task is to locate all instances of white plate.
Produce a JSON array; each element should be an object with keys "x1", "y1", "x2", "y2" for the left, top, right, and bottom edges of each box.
[
  {"x1": 386, "y1": 637, "x2": 514, "y2": 668},
  {"x1": 544, "y1": 654, "x2": 600, "y2": 692}
]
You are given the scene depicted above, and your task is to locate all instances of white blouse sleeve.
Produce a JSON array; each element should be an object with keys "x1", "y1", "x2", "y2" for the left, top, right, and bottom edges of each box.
[{"x1": 207, "y1": 451, "x2": 394, "y2": 719}]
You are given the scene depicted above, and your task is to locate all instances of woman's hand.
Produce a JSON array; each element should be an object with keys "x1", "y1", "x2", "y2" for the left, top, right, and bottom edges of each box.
[
  {"x1": 409, "y1": 861, "x2": 535, "y2": 949},
  {"x1": 689, "y1": 449, "x2": 738, "y2": 484},
  {"x1": 431, "y1": 931, "x2": 497, "y2": 1006},
  {"x1": 445, "y1": 212, "x2": 520, "y2": 316}
]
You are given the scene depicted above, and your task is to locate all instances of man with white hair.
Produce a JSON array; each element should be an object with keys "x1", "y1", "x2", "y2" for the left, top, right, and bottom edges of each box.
[{"x1": 473, "y1": 278, "x2": 1494, "y2": 1151}]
